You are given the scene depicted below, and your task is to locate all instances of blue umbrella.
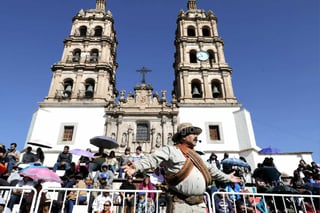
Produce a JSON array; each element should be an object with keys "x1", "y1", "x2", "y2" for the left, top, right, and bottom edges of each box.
[
  {"x1": 258, "y1": 147, "x2": 281, "y2": 154},
  {"x1": 221, "y1": 157, "x2": 250, "y2": 167},
  {"x1": 90, "y1": 136, "x2": 119, "y2": 149}
]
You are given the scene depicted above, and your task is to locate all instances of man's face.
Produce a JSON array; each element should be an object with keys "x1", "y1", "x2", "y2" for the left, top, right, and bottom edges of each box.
[
  {"x1": 10, "y1": 144, "x2": 16, "y2": 151},
  {"x1": 181, "y1": 133, "x2": 198, "y2": 148},
  {"x1": 63, "y1": 147, "x2": 69, "y2": 153}
]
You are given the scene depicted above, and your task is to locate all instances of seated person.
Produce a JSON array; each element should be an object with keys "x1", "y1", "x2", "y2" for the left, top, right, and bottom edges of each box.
[
  {"x1": 91, "y1": 185, "x2": 113, "y2": 213},
  {"x1": 88, "y1": 147, "x2": 107, "y2": 174},
  {"x1": 93, "y1": 163, "x2": 114, "y2": 188},
  {"x1": 213, "y1": 189, "x2": 234, "y2": 213},
  {"x1": 66, "y1": 174, "x2": 87, "y2": 213},
  {"x1": 53, "y1": 146, "x2": 72, "y2": 172}
]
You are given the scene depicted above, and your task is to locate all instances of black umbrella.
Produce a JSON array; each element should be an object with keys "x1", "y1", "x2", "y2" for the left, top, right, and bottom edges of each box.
[
  {"x1": 90, "y1": 136, "x2": 119, "y2": 149},
  {"x1": 27, "y1": 139, "x2": 52, "y2": 149}
]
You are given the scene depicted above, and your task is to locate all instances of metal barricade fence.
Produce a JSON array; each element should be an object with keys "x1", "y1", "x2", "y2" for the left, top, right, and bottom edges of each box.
[
  {"x1": 211, "y1": 191, "x2": 320, "y2": 213},
  {"x1": 0, "y1": 186, "x2": 37, "y2": 213},
  {"x1": 34, "y1": 187, "x2": 163, "y2": 213}
]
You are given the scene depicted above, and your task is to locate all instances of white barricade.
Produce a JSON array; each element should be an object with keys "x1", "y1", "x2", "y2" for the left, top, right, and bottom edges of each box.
[
  {"x1": 34, "y1": 187, "x2": 163, "y2": 213},
  {"x1": 0, "y1": 186, "x2": 37, "y2": 213},
  {"x1": 212, "y1": 191, "x2": 320, "y2": 213}
]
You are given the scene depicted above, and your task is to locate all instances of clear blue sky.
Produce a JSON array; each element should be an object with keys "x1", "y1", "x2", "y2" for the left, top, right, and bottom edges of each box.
[{"x1": 0, "y1": 0, "x2": 319, "y2": 163}]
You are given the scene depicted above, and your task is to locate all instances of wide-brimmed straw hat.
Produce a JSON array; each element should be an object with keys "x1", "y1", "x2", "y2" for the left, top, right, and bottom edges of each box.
[{"x1": 172, "y1": 123, "x2": 202, "y2": 142}]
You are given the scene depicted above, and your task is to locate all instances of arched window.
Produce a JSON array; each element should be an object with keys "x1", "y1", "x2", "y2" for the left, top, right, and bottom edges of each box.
[
  {"x1": 84, "y1": 79, "x2": 95, "y2": 98},
  {"x1": 79, "y1": 26, "x2": 87, "y2": 37},
  {"x1": 207, "y1": 50, "x2": 216, "y2": 64},
  {"x1": 89, "y1": 49, "x2": 99, "y2": 62},
  {"x1": 202, "y1": 26, "x2": 211, "y2": 37},
  {"x1": 211, "y1": 80, "x2": 222, "y2": 98},
  {"x1": 191, "y1": 79, "x2": 202, "y2": 98},
  {"x1": 136, "y1": 122, "x2": 150, "y2": 142},
  {"x1": 72, "y1": 49, "x2": 81, "y2": 62},
  {"x1": 94, "y1": 26, "x2": 103, "y2": 36},
  {"x1": 187, "y1": 26, "x2": 196, "y2": 36},
  {"x1": 189, "y1": 50, "x2": 197, "y2": 63}
]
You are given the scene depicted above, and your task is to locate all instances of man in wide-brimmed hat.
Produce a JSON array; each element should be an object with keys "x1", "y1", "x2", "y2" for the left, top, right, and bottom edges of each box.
[{"x1": 122, "y1": 122, "x2": 241, "y2": 213}]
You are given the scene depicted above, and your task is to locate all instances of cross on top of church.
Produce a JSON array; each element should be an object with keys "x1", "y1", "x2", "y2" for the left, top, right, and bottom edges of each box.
[{"x1": 136, "y1": 66, "x2": 152, "y2": 84}]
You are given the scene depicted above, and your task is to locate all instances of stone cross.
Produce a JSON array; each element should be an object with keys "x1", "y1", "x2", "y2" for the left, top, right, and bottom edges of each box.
[{"x1": 136, "y1": 67, "x2": 151, "y2": 84}]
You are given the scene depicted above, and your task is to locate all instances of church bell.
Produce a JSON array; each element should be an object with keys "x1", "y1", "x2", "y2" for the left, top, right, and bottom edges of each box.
[
  {"x1": 212, "y1": 85, "x2": 220, "y2": 98},
  {"x1": 192, "y1": 86, "x2": 201, "y2": 98},
  {"x1": 63, "y1": 84, "x2": 72, "y2": 98},
  {"x1": 85, "y1": 84, "x2": 94, "y2": 97}
]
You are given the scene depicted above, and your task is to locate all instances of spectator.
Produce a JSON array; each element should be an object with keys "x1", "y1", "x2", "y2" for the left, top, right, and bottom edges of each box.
[
  {"x1": 150, "y1": 166, "x2": 165, "y2": 188},
  {"x1": 235, "y1": 193, "x2": 254, "y2": 213},
  {"x1": 76, "y1": 148, "x2": 92, "y2": 178},
  {"x1": 138, "y1": 175, "x2": 155, "y2": 200},
  {"x1": 310, "y1": 161, "x2": 320, "y2": 175},
  {"x1": 213, "y1": 189, "x2": 234, "y2": 213},
  {"x1": 119, "y1": 176, "x2": 136, "y2": 213},
  {"x1": 91, "y1": 185, "x2": 113, "y2": 213},
  {"x1": 207, "y1": 152, "x2": 221, "y2": 170},
  {"x1": 297, "y1": 159, "x2": 312, "y2": 173},
  {"x1": 36, "y1": 147, "x2": 45, "y2": 164},
  {"x1": 225, "y1": 182, "x2": 242, "y2": 204},
  {"x1": 53, "y1": 146, "x2": 72, "y2": 172},
  {"x1": 64, "y1": 162, "x2": 77, "y2": 179},
  {"x1": 131, "y1": 146, "x2": 144, "y2": 178},
  {"x1": 100, "y1": 200, "x2": 114, "y2": 213},
  {"x1": 118, "y1": 147, "x2": 132, "y2": 178},
  {"x1": 136, "y1": 192, "x2": 155, "y2": 213},
  {"x1": 0, "y1": 197, "x2": 11, "y2": 213},
  {"x1": 89, "y1": 171, "x2": 113, "y2": 213},
  {"x1": 7, "y1": 175, "x2": 34, "y2": 211},
  {"x1": 131, "y1": 146, "x2": 144, "y2": 162},
  {"x1": 93, "y1": 162, "x2": 114, "y2": 187},
  {"x1": 21, "y1": 146, "x2": 38, "y2": 164},
  {"x1": 105, "y1": 151, "x2": 118, "y2": 173},
  {"x1": 89, "y1": 147, "x2": 107, "y2": 174},
  {"x1": 6, "y1": 142, "x2": 20, "y2": 174},
  {"x1": 0, "y1": 147, "x2": 9, "y2": 180},
  {"x1": 66, "y1": 174, "x2": 87, "y2": 213}
]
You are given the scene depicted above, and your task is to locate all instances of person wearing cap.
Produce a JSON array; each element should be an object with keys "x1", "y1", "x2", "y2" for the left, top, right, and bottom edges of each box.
[
  {"x1": 93, "y1": 162, "x2": 114, "y2": 187},
  {"x1": 122, "y1": 122, "x2": 241, "y2": 213}
]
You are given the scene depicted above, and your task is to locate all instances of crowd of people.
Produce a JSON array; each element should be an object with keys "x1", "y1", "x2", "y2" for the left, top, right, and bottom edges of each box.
[{"x1": 0, "y1": 123, "x2": 319, "y2": 213}]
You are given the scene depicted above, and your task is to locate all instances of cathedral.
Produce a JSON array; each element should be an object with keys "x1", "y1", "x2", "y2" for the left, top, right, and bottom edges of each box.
[{"x1": 25, "y1": 0, "x2": 312, "y2": 174}]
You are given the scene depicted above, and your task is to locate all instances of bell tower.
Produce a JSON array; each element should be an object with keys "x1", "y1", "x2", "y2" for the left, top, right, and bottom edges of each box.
[
  {"x1": 27, "y1": 0, "x2": 119, "y2": 165},
  {"x1": 43, "y1": 0, "x2": 117, "y2": 105},
  {"x1": 173, "y1": 1, "x2": 258, "y2": 162},
  {"x1": 173, "y1": 0, "x2": 239, "y2": 106}
]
